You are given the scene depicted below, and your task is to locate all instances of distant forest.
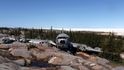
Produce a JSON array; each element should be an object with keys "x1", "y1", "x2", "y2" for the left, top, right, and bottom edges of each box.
[{"x1": 0, "y1": 27, "x2": 124, "y2": 63}]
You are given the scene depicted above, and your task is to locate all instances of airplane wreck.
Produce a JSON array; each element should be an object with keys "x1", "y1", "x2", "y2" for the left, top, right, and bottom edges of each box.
[
  {"x1": 55, "y1": 33, "x2": 102, "y2": 54},
  {"x1": 28, "y1": 33, "x2": 102, "y2": 54}
]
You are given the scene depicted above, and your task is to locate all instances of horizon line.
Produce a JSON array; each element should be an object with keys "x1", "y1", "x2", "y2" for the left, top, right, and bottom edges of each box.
[{"x1": 0, "y1": 27, "x2": 124, "y2": 35}]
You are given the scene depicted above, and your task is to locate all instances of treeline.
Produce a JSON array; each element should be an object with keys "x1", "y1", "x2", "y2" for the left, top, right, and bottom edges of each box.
[{"x1": 0, "y1": 27, "x2": 124, "y2": 63}]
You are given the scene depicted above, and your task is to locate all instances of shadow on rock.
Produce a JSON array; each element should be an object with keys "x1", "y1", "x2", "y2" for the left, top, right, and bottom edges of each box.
[{"x1": 30, "y1": 60, "x2": 58, "y2": 68}]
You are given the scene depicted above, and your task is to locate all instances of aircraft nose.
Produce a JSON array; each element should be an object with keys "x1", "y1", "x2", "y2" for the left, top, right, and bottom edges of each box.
[{"x1": 60, "y1": 40, "x2": 65, "y2": 44}]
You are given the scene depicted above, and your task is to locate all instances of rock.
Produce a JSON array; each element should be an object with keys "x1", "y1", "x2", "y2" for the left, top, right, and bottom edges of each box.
[
  {"x1": 35, "y1": 45, "x2": 46, "y2": 51},
  {"x1": 0, "y1": 44, "x2": 12, "y2": 49},
  {"x1": 31, "y1": 47, "x2": 86, "y2": 66},
  {"x1": 14, "y1": 59, "x2": 25, "y2": 66},
  {"x1": 21, "y1": 67, "x2": 30, "y2": 70},
  {"x1": 13, "y1": 59, "x2": 31, "y2": 66},
  {"x1": 0, "y1": 63, "x2": 21, "y2": 70},
  {"x1": 89, "y1": 63, "x2": 96, "y2": 67},
  {"x1": 54, "y1": 53, "x2": 73, "y2": 65},
  {"x1": 77, "y1": 65, "x2": 89, "y2": 70},
  {"x1": 120, "y1": 53, "x2": 124, "y2": 59},
  {"x1": 91, "y1": 65, "x2": 103, "y2": 70},
  {"x1": 53, "y1": 52, "x2": 82, "y2": 65},
  {"x1": 29, "y1": 47, "x2": 60, "y2": 61},
  {"x1": 25, "y1": 59, "x2": 31, "y2": 65},
  {"x1": 0, "y1": 44, "x2": 6, "y2": 48},
  {"x1": 48, "y1": 56, "x2": 63, "y2": 64},
  {"x1": 76, "y1": 52, "x2": 90, "y2": 59},
  {"x1": 69, "y1": 57, "x2": 86, "y2": 66},
  {"x1": 12, "y1": 42, "x2": 28, "y2": 48},
  {"x1": 21, "y1": 67, "x2": 60, "y2": 70},
  {"x1": 96, "y1": 57, "x2": 110, "y2": 65},
  {"x1": 0, "y1": 49, "x2": 16, "y2": 60},
  {"x1": 0, "y1": 56, "x2": 10, "y2": 64},
  {"x1": 10, "y1": 48, "x2": 32, "y2": 59},
  {"x1": 60, "y1": 66, "x2": 77, "y2": 70},
  {"x1": 71, "y1": 65, "x2": 90, "y2": 70},
  {"x1": 88, "y1": 56, "x2": 97, "y2": 62},
  {"x1": 83, "y1": 61, "x2": 92, "y2": 66},
  {"x1": 95, "y1": 57, "x2": 112, "y2": 69},
  {"x1": 113, "y1": 66, "x2": 124, "y2": 70},
  {"x1": 48, "y1": 51, "x2": 88, "y2": 66},
  {"x1": 30, "y1": 48, "x2": 52, "y2": 61},
  {"x1": 0, "y1": 42, "x2": 27, "y2": 49}
]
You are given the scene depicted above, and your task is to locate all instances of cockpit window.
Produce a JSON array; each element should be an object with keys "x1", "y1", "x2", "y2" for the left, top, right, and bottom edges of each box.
[{"x1": 58, "y1": 37, "x2": 68, "y2": 39}]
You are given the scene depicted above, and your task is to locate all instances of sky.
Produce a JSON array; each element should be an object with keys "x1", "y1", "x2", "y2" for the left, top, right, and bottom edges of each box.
[{"x1": 0, "y1": 0, "x2": 124, "y2": 29}]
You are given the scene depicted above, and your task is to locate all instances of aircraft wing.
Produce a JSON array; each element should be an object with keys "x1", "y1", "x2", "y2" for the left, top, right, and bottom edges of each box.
[{"x1": 71, "y1": 43, "x2": 102, "y2": 53}]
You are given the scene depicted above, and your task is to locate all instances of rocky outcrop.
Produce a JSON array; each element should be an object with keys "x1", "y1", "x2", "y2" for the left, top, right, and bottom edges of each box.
[
  {"x1": 13, "y1": 59, "x2": 31, "y2": 66},
  {"x1": 0, "y1": 56, "x2": 10, "y2": 64},
  {"x1": 10, "y1": 48, "x2": 32, "y2": 59},
  {"x1": 113, "y1": 66, "x2": 124, "y2": 70},
  {"x1": 0, "y1": 63, "x2": 21, "y2": 70},
  {"x1": 0, "y1": 42, "x2": 120, "y2": 70},
  {"x1": 60, "y1": 66, "x2": 77, "y2": 70},
  {"x1": 0, "y1": 55, "x2": 21, "y2": 70}
]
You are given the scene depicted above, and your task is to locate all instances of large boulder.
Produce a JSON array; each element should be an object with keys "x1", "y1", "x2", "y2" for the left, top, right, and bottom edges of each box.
[
  {"x1": 0, "y1": 63, "x2": 21, "y2": 70},
  {"x1": 0, "y1": 42, "x2": 27, "y2": 49},
  {"x1": 96, "y1": 57, "x2": 110, "y2": 65},
  {"x1": 12, "y1": 42, "x2": 28, "y2": 48},
  {"x1": 29, "y1": 48, "x2": 52, "y2": 61},
  {"x1": 51, "y1": 52, "x2": 86, "y2": 65},
  {"x1": 13, "y1": 59, "x2": 31, "y2": 66},
  {"x1": 0, "y1": 56, "x2": 10, "y2": 64},
  {"x1": 10, "y1": 48, "x2": 32, "y2": 59},
  {"x1": 29, "y1": 47, "x2": 60, "y2": 61},
  {"x1": 0, "y1": 49, "x2": 15, "y2": 60},
  {"x1": 0, "y1": 44, "x2": 12, "y2": 49}
]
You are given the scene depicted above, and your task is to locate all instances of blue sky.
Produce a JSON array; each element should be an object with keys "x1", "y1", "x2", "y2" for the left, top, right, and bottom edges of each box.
[{"x1": 0, "y1": 0, "x2": 124, "y2": 28}]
